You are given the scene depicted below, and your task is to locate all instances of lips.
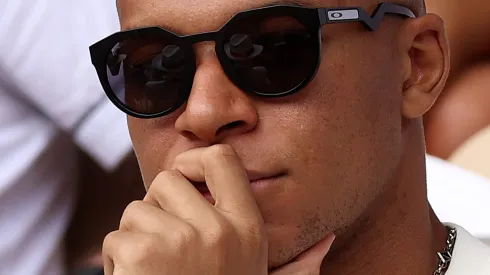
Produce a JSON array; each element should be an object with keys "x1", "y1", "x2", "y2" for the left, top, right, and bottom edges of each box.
[
  {"x1": 247, "y1": 170, "x2": 285, "y2": 183},
  {"x1": 191, "y1": 170, "x2": 285, "y2": 194}
]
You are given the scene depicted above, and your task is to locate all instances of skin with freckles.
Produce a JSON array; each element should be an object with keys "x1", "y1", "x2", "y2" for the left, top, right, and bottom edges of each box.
[{"x1": 110, "y1": 0, "x2": 451, "y2": 274}]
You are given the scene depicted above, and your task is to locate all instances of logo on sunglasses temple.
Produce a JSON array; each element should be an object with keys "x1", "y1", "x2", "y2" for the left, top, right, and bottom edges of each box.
[{"x1": 327, "y1": 9, "x2": 360, "y2": 21}]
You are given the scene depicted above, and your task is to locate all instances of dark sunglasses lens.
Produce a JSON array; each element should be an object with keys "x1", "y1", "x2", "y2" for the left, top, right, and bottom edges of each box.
[
  {"x1": 105, "y1": 36, "x2": 191, "y2": 115},
  {"x1": 224, "y1": 14, "x2": 318, "y2": 95}
]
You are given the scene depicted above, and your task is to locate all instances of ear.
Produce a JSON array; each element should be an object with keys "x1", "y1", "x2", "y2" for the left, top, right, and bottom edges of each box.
[{"x1": 398, "y1": 14, "x2": 450, "y2": 119}]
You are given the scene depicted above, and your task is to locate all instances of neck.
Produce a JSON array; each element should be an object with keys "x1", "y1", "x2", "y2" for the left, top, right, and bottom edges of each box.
[{"x1": 321, "y1": 126, "x2": 448, "y2": 275}]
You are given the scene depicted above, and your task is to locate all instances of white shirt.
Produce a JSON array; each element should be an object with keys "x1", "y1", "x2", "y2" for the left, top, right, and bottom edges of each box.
[
  {"x1": 0, "y1": 1, "x2": 131, "y2": 274},
  {"x1": 445, "y1": 224, "x2": 490, "y2": 275},
  {"x1": 427, "y1": 155, "x2": 490, "y2": 242}
]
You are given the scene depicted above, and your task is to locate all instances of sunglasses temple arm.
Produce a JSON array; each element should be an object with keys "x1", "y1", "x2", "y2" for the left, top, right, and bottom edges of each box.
[{"x1": 318, "y1": 2, "x2": 416, "y2": 31}]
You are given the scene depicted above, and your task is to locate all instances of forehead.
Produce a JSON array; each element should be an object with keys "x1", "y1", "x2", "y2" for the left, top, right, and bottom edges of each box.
[{"x1": 117, "y1": 0, "x2": 345, "y2": 33}]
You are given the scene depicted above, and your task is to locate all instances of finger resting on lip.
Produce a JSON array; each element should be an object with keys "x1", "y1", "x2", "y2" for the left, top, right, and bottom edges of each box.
[
  {"x1": 144, "y1": 170, "x2": 215, "y2": 221},
  {"x1": 171, "y1": 147, "x2": 207, "y2": 182},
  {"x1": 172, "y1": 145, "x2": 261, "y2": 218}
]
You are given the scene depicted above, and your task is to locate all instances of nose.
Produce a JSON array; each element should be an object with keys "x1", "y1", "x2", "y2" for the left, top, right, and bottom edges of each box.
[{"x1": 175, "y1": 58, "x2": 258, "y2": 143}]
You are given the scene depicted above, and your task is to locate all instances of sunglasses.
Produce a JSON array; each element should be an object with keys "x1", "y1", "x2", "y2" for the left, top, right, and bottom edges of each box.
[{"x1": 89, "y1": 2, "x2": 415, "y2": 119}]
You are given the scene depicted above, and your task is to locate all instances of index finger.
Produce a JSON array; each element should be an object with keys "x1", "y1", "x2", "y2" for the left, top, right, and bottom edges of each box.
[{"x1": 172, "y1": 145, "x2": 261, "y2": 219}]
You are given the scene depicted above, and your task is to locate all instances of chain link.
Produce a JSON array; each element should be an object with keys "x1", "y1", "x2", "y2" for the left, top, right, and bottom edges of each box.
[{"x1": 433, "y1": 226, "x2": 457, "y2": 275}]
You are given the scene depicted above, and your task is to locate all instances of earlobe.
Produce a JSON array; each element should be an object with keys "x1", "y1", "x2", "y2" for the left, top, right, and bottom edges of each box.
[
  {"x1": 400, "y1": 14, "x2": 450, "y2": 119},
  {"x1": 402, "y1": 84, "x2": 438, "y2": 119}
]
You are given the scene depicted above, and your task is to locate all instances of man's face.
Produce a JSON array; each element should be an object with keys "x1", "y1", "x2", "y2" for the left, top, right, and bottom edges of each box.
[{"x1": 120, "y1": 0, "x2": 407, "y2": 267}]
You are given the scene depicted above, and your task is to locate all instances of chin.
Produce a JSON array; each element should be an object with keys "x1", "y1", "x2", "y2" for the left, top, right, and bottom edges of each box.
[
  {"x1": 264, "y1": 208, "x2": 329, "y2": 269},
  {"x1": 265, "y1": 225, "x2": 304, "y2": 270}
]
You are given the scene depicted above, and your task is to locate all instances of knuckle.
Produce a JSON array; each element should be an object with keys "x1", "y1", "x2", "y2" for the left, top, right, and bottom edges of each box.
[
  {"x1": 152, "y1": 170, "x2": 183, "y2": 192},
  {"x1": 125, "y1": 234, "x2": 161, "y2": 265},
  {"x1": 175, "y1": 223, "x2": 198, "y2": 245},
  {"x1": 155, "y1": 170, "x2": 183, "y2": 184},
  {"x1": 102, "y1": 231, "x2": 118, "y2": 253},
  {"x1": 121, "y1": 200, "x2": 143, "y2": 220},
  {"x1": 102, "y1": 231, "x2": 163, "y2": 266},
  {"x1": 207, "y1": 218, "x2": 235, "y2": 247},
  {"x1": 119, "y1": 201, "x2": 139, "y2": 230}
]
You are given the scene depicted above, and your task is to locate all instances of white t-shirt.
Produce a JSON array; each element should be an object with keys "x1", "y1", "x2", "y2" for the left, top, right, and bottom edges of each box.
[
  {"x1": 0, "y1": 1, "x2": 131, "y2": 274},
  {"x1": 445, "y1": 224, "x2": 490, "y2": 275},
  {"x1": 427, "y1": 155, "x2": 490, "y2": 241}
]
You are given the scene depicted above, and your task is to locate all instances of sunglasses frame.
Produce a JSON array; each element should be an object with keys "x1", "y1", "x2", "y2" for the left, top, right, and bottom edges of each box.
[{"x1": 90, "y1": 2, "x2": 415, "y2": 119}]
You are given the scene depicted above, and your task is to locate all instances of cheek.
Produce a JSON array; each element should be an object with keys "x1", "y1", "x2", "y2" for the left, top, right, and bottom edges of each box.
[
  {"x1": 128, "y1": 117, "x2": 179, "y2": 187},
  {"x1": 260, "y1": 49, "x2": 403, "y2": 224}
]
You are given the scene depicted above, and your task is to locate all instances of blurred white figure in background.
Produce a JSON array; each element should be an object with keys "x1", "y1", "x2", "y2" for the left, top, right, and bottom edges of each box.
[{"x1": 0, "y1": 1, "x2": 133, "y2": 274}]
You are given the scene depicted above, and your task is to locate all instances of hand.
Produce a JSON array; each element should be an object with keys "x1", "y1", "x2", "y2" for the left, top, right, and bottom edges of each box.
[
  {"x1": 102, "y1": 145, "x2": 268, "y2": 275},
  {"x1": 270, "y1": 233, "x2": 335, "y2": 275}
]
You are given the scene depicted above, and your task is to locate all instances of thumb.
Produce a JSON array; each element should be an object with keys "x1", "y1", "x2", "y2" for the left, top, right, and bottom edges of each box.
[
  {"x1": 295, "y1": 233, "x2": 336, "y2": 263},
  {"x1": 270, "y1": 233, "x2": 335, "y2": 275}
]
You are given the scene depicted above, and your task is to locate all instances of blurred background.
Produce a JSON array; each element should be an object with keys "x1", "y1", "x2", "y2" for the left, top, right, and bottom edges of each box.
[
  {"x1": 0, "y1": 0, "x2": 488, "y2": 274},
  {"x1": 425, "y1": 0, "x2": 490, "y2": 178}
]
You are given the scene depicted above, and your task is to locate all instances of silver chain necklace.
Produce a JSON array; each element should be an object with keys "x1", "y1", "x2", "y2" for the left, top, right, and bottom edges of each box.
[{"x1": 433, "y1": 226, "x2": 457, "y2": 275}]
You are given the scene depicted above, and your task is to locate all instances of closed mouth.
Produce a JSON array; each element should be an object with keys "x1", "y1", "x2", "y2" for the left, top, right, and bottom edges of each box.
[{"x1": 191, "y1": 172, "x2": 286, "y2": 195}]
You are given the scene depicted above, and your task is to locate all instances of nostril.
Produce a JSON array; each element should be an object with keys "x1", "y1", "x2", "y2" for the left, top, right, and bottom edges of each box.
[
  {"x1": 216, "y1": 120, "x2": 245, "y2": 136},
  {"x1": 181, "y1": 130, "x2": 196, "y2": 140}
]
